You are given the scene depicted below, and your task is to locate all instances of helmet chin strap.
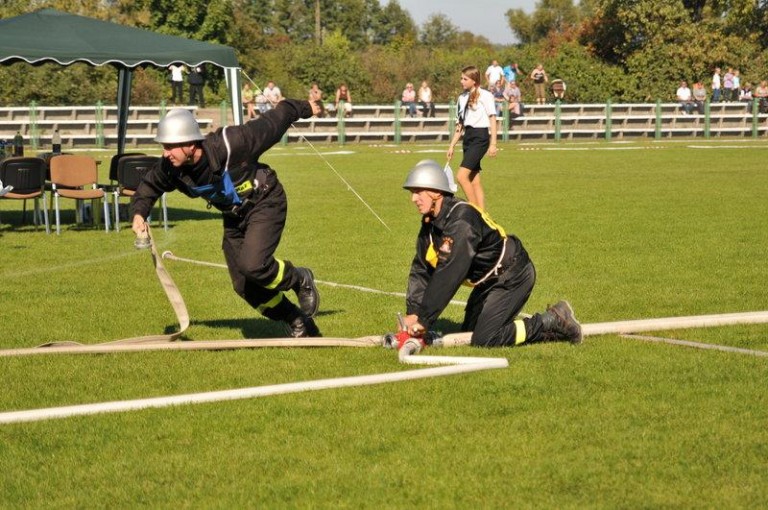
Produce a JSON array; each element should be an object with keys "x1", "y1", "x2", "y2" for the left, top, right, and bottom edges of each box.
[
  {"x1": 427, "y1": 191, "x2": 442, "y2": 219},
  {"x1": 183, "y1": 144, "x2": 198, "y2": 164}
]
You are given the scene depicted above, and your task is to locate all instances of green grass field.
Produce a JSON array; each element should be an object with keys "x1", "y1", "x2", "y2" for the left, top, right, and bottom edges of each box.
[{"x1": 0, "y1": 139, "x2": 767, "y2": 507}]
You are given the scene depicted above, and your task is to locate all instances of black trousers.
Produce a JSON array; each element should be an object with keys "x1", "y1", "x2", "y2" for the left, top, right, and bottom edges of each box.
[
  {"x1": 189, "y1": 84, "x2": 205, "y2": 107},
  {"x1": 171, "y1": 81, "x2": 183, "y2": 103},
  {"x1": 463, "y1": 261, "x2": 547, "y2": 347},
  {"x1": 221, "y1": 181, "x2": 301, "y2": 321}
]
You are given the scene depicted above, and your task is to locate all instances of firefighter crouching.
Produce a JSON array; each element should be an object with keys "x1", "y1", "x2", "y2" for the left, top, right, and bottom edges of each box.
[
  {"x1": 401, "y1": 159, "x2": 582, "y2": 347},
  {"x1": 131, "y1": 102, "x2": 321, "y2": 337}
]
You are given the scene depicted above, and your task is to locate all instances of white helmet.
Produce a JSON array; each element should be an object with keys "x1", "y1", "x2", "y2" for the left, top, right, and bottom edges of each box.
[
  {"x1": 403, "y1": 159, "x2": 453, "y2": 194},
  {"x1": 155, "y1": 109, "x2": 205, "y2": 144}
]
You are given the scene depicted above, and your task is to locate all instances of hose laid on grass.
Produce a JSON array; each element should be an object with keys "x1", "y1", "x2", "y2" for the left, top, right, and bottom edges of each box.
[
  {"x1": 2, "y1": 228, "x2": 768, "y2": 358},
  {"x1": 0, "y1": 350, "x2": 508, "y2": 424}
]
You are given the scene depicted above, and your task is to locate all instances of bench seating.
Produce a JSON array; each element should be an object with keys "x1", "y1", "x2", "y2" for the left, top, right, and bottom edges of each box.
[{"x1": 1, "y1": 103, "x2": 766, "y2": 147}]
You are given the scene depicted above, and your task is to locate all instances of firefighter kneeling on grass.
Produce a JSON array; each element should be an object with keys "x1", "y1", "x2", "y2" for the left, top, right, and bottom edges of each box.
[
  {"x1": 401, "y1": 159, "x2": 582, "y2": 347},
  {"x1": 131, "y1": 102, "x2": 322, "y2": 338}
]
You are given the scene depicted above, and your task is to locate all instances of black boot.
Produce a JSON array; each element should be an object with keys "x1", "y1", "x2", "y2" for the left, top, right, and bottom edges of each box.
[
  {"x1": 262, "y1": 296, "x2": 321, "y2": 338},
  {"x1": 284, "y1": 313, "x2": 322, "y2": 338},
  {"x1": 292, "y1": 267, "x2": 319, "y2": 318},
  {"x1": 540, "y1": 300, "x2": 583, "y2": 344}
]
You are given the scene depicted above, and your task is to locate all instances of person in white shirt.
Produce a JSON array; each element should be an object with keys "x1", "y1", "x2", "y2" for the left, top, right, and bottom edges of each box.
[
  {"x1": 711, "y1": 67, "x2": 722, "y2": 102},
  {"x1": 485, "y1": 60, "x2": 504, "y2": 88},
  {"x1": 676, "y1": 80, "x2": 694, "y2": 114},
  {"x1": 263, "y1": 81, "x2": 283, "y2": 109},
  {"x1": 168, "y1": 64, "x2": 186, "y2": 104},
  {"x1": 447, "y1": 65, "x2": 497, "y2": 210},
  {"x1": 418, "y1": 80, "x2": 436, "y2": 117}
]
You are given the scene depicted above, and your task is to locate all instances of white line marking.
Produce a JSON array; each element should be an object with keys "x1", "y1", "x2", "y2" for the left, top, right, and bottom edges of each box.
[
  {"x1": 621, "y1": 333, "x2": 768, "y2": 357},
  {"x1": 161, "y1": 251, "x2": 468, "y2": 306}
]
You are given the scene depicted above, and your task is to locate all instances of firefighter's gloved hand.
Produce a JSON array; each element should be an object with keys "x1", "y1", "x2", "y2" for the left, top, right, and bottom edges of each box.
[
  {"x1": 409, "y1": 322, "x2": 426, "y2": 338},
  {"x1": 134, "y1": 230, "x2": 151, "y2": 250}
]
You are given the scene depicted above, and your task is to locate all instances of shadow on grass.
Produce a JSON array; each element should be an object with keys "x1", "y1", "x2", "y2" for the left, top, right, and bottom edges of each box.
[
  {"x1": 432, "y1": 317, "x2": 463, "y2": 335},
  {"x1": 0, "y1": 205, "x2": 224, "y2": 235},
  {"x1": 189, "y1": 318, "x2": 291, "y2": 339}
]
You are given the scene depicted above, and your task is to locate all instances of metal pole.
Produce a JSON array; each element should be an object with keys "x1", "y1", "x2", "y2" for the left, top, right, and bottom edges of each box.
[
  {"x1": 448, "y1": 102, "x2": 456, "y2": 140},
  {"x1": 337, "y1": 101, "x2": 346, "y2": 146},
  {"x1": 219, "y1": 100, "x2": 228, "y2": 128},
  {"x1": 605, "y1": 99, "x2": 612, "y2": 141},
  {"x1": 704, "y1": 99, "x2": 710, "y2": 139},
  {"x1": 29, "y1": 100, "x2": 39, "y2": 150},
  {"x1": 95, "y1": 100, "x2": 105, "y2": 148},
  {"x1": 751, "y1": 97, "x2": 759, "y2": 138},
  {"x1": 394, "y1": 100, "x2": 402, "y2": 144},
  {"x1": 654, "y1": 99, "x2": 662, "y2": 140},
  {"x1": 501, "y1": 102, "x2": 509, "y2": 142},
  {"x1": 554, "y1": 100, "x2": 561, "y2": 142}
]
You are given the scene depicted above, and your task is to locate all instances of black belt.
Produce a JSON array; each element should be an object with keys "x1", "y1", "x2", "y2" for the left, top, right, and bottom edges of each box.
[{"x1": 221, "y1": 168, "x2": 271, "y2": 218}]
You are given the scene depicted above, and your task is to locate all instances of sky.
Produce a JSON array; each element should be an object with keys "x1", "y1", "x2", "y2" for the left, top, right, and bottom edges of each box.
[{"x1": 395, "y1": 0, "x2": 538, "y2": 45}]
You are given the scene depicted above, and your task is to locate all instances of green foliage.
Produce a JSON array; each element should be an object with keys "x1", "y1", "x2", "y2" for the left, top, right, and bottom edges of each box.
[
  {"x1": 419, "y1": 13, "x2": 459, "y2": 47},
  {"x1": 538, "y1": 40, "x2": 634, "y2": 102},
  {"x1": 284, "y1": 31, "x2": 370, "y2": 101},
  {"x1": 507, "y1": 0, "x2": 582, "y2": 44}
]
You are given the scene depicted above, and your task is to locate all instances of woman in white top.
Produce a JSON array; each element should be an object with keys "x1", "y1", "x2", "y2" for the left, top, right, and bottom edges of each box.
[
  {"x1": 446, "y1": 65, "x2": 497, "y2": 210},
  {"x1": 418, "y1": 80, "x2": 436, "y2": 117}
]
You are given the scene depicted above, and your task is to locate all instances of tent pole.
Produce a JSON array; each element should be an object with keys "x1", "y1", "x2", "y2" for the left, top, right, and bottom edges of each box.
[
  {"x1": 226, "y1": 67, "x2": 243, "y2": 125},
  {"x1": 116, "y1": 67, "x2": 133, "y2": 155}
]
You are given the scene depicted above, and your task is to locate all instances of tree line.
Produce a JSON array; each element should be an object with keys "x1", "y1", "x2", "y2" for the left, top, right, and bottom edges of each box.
[{"x1": 1, "y1": 0, "x2": 767, "y2": 107}]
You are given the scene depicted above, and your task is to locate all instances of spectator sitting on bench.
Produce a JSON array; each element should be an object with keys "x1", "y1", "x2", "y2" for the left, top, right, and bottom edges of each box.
[
  {"x1": 692, "y1": 81, "x2": 707, "y2": 115},
  {"x1": 551, "y1": 79, "x2": 566, "y2": 102},
  {"x1": 754, "y1": 80, "x2": 768, "y2": 113},
  {"x1": 503, "y1": 80, "x2": 523, "y2": 118},
  {"x1": 676, "y1": 80, "x2": 695, "y2": 115},
  {"x1": 401, "y1": 82, "x2": 417, "y2": 118},
  {"x1": 491, "y1": 78, "x2": 506, "y2": 117},
  {"x1": 418, "y1": 80, "x2": 436, "y2": 118}
]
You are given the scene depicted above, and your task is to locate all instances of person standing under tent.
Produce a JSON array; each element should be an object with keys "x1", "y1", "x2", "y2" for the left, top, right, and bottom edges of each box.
[
  {"x1": 446, "y1": 65, "x2": 497, "y2": 211},
  {"x1": 168, "y1": 64, "x2": 186, "y2": 105},
  {"x1": 130, "y1": 101, "x2": 323, "y2": 338},
  {"x1": 188, "y1": 65, "x2": 205, "y2": 108},
  {"x1": 399, "y1": 159, "x2": 583, "y2": 347}
]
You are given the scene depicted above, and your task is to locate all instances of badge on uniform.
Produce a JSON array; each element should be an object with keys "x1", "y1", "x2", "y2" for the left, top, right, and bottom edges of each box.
[{"x1": 439, "y1": 236, "x2": 453, "y2": 255}]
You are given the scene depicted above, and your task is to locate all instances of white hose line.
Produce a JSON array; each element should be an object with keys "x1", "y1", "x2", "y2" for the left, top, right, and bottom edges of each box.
[
  {"x1": 161, "y1": 250, "x2": 468, "y2": 305},
  {"x1": 0, "y1": 337, "x2": 385, "y2": 358},
  {"x1": 620, "y1": 334, "x2": 768, "y2": 357},
  {"x1": 582, "y1": 311, "x2": 768, "y2": 336},
  {"x1": 4, "y1": 310, "x2": 768, "y2": 357},
  {"x1": 0, "y1": 355, "x2": 508, "y2": 425},
  {"x1": 433, "y1": 310, "x2": 768, "y2": 348}
]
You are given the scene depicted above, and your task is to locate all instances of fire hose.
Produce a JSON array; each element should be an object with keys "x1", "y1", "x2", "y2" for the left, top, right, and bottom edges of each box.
[{"x1": 0, "y1": 227, "x2": 509, "y2": 423}]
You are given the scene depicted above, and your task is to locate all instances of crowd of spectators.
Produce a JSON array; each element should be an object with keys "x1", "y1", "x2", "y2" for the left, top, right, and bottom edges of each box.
[
  {"x1": 676, "y1": 66, "x2": 768, "y2": 114},
  {"x1": 244, "y1": 59, "x2": 768, "y2": 123}
]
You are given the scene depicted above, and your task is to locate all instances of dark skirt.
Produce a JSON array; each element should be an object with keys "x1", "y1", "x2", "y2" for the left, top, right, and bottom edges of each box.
[{"x1": 460, "y1": 126, "x2": 490, "y2": 172}]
